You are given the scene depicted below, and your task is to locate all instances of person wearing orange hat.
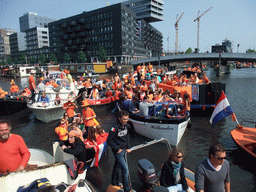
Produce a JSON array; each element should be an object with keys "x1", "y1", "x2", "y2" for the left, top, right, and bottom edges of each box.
[
  {"x1": 81, "y1": 99, "x2": 97, "y2": 138},
  {"x1": 61, "y1": 130, "x2": 87, "y2": 169},
  {"x1": 63, "y1": 97, "x2": 77, "y2": 123},
  {"x1": 10, "y1": 80, "x2": 19, "y2": 96}
]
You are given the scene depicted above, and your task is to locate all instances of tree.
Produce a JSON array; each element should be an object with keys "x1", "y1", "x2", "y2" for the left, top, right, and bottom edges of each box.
[
  {"x1": 246, "y1": 49, "x2": 256, "y2": 54},
  {"x1": 6, "y1": 57, "x2": 12, "y2": 65},
  {"x1": 185, "y1": 47, "x2": 193, "y2": 54},
  {"x1": 97, "y1": 47, "x2": 107, "y2": 62},
  {"x1": 13, "y1": 58, "x2": 19, "y2": 64},
  {"x1": 20, "y1": 54, "x2": 27, "y2": 64},
  {"x1": 39, "y1": 54, "x2": 46, "y2": 65},
  {"x1": 63, "y1": 52, "x2": 71, "y2": 63},
  {"x1": 30, "y1": 56, "x2": 36, "y2": 64},
  {"x1": 50, "y1": 54, "x2": 57, "y2": 64},
  {"x1": 0, "y1": 60, "x2": 6, "y2": 65},
  {"x1": 78, "y1": 50, "x2": 87, "y2": 63}
]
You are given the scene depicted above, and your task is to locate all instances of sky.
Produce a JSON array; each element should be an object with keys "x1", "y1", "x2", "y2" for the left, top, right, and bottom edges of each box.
[{"x1": 1, "y1": 0, "x2": 256, "y2": 53}]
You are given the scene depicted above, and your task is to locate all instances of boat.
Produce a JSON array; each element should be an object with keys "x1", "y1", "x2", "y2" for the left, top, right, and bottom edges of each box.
[
  {"x1": 19, "y1": 66, "x2": 35, "y2": 77},
  {"x1": 231, "y1": 122, "x2": 256, "y2": 158},
  {"x1": 0, "y1": 142, "x2": 98, "y2": 192},
  {"x1": 117, "y1": 101, "x2": 190, "y2": 146},
  {"x1": 145, "y1": 80, "x2": 225, "y2": 116},
  {"x1": 106, "y1": 138, "x2": 195, "y2": 192},
  {"x1": 27, "y1": 102, "x2": 65, "y2": 123},
  {"x1": 0, "y1": 96, "x2": 28, "y2": 115}
]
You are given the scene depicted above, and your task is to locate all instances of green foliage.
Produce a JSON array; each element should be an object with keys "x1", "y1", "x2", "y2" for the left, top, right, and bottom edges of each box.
[
  {"x1": 50, "y1": 54, "x2": 57, "y2": 64},
  {"x1": 30, "y1": 57, "x2": 36, "y2": 64},
  {"x1": 97, "y1": 47, "x2": 107, "y2": 62},
  {"x1": 13, "y1": 58, "x2": 19, "y2": 64},
  {"x1": 0, "y1": 60, "x2": 6, "y2": 65},
  {"x1": 78, "y1": 51, "x2": 86, "y2": 63},
  {"x1": 6, "y1": 57, "x2": 12, "y2": 65},
  {"x1": 20, "y1": 54, "x2": 27, "y2": 64},
  {"x1": 39, "y1": 54, "x2": 46, "y2": 64},
  {"x1": 246, "y1": 49, "x2": 256, "y2": 54},
  {"x1": 185, "y1": 47, "x2": 193, "y2": 54},
  {"x1": 63, "y1": 52, "x2": 71, "y2": 63}
]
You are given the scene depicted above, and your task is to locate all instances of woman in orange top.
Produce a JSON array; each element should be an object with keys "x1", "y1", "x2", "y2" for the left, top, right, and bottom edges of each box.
[
  {"x1": 89, "y1": 86, "x2": 99, "y2": 99},
  {"x1": 55, "y1": 119, "x2": 68, "y2": 144}
]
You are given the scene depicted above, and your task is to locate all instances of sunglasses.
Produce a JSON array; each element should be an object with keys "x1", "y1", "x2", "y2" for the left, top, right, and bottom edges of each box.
[
  {"x1": 216, "y1": 156, "x2": 226, "y2": 160},
  {"x1": 176, "y1": 156, "x2": 183, "y2": 158}
]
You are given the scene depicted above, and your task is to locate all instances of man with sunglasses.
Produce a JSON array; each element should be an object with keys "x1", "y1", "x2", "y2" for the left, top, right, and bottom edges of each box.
[{"x1": 195, "y1": 143, "x2": 230, "y2": 192}]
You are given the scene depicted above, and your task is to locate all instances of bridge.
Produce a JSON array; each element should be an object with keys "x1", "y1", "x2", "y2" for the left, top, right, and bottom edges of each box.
[{"x1": 130, "y1": 53, "x2": 256, "y2": 65}]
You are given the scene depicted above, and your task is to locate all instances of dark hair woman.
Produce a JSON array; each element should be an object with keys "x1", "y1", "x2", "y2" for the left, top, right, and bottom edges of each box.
[
  {"x1": 84, "y1": 127, "x2": 98, "y2": 167},
  {"x1": 160, "y1": 148, "x2": 189, "y2": 191},
  {"x1": 61, "y1": 130, "x2": 87, "y2": 169}
]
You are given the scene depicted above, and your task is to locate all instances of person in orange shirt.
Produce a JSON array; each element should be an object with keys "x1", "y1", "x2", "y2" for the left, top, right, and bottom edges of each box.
[
  {"x1": 136, "y1": 64, "x2": 142, "y2": 73},
  {"x1": 10, "y1": 80, "x2": 19, "y2": 96},
  {"x1": 105, "y1": 88, "x2": 113, "y2": 98},
  {"x1": 202, "y1": 72, "x2": 211, "y2": 84},
  {"x1": 148, "y1": 63, "x2": 153, "y2": 73},
  {"x1": 29, "y1": 70, "x2": 36, "y2": 103},
  {"x1": 81, "y1": 100, "x2": 97, "y2": 139},
  {"x1": 0, "y1": 119, "x2": 30, "y2": 174},
  {"x1": 89, "y1": 85, "x2": 99, "y2": 99},
  {"x1": 63, "y1": 97, "x2": 77, "y2": 123},
  {"x1": 55, "y1": 119, "x2": 68, "y2": 145},
  {"x1": 83, "y1": 78, "x2": 91, "y2": 88}
]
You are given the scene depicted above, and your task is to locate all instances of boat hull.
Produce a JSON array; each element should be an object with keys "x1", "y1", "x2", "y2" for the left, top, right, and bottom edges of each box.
[
  {"x1": 129, "y1": 118, "x2": 189, "y2": 146},
  {"x1": 231, "y1": 127, "x2": 256, "y2": 158},
  {"x1": 0, "y1": 97, "x2": 27, "y2": 115},
  {"x1": 0, "y1": 148, "x2": 88, "y2": 192},
  {"x1": 27, "y1": 104, "x2": 65, "y2": 123}
]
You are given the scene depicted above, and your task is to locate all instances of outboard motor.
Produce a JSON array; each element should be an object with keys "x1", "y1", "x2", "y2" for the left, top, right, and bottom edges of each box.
[
  {"x1": 138, "y1": 158, "x2": 158, "y2": 185},
  {"x1": 138, "y1": 159, "x2": 168, "y2": 192}
]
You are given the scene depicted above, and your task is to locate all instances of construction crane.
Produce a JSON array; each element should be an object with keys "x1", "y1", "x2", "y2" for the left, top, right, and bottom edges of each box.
[
  {"x1": 175, "y1": 12, "x2": 184, "y2": 54},
  {"x1": 194, "y1": 6, "x2": 213, "y2": 52}
]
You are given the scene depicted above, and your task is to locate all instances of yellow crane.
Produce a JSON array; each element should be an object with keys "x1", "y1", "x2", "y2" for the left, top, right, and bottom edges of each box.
[
  {"x1": 194, "y1": 6, "x2": 213, "y2": 52},
  {"x1": 175, "y1": 12, "x2": 184, "y2": 54}
]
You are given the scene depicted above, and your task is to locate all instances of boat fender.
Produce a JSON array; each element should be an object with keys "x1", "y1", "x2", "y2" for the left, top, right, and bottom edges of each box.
[{"x1": 187, "y1": 120, "x2": 192, "y2": 128}]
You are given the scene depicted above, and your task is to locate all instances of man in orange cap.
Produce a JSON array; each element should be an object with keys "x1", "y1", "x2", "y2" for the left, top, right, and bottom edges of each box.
[{"x1": 81, "y1": 99, "x2": 97, "y2": 138}]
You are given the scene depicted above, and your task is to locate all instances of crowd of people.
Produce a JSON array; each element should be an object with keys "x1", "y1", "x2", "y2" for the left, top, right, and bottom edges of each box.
[{"x1": 0, "y1": 63, "x2": 231, "y2": 192}]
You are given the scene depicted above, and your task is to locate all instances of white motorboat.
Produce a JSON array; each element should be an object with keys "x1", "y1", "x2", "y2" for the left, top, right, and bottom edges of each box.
[
  {"x1": 0, "y1": 142, "x2": 97, "y2": 192},
  {"x1": 19, "y1": 66, "x2": 35, "y2": 77},
  {"x1": 27, "y1": 102, "x2": 65, "y2": 123},
  {"x1": 118, "y1": 102, "x2": 190, "y2": 146}
]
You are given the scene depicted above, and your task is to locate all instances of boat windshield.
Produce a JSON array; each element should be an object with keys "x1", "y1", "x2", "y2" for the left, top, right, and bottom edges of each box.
[{"x1": 151, "y1": 101, "x2": 185, "y2": 118}]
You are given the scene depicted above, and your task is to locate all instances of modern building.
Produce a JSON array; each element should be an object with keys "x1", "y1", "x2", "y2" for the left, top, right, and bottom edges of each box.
[
  {"x1": 0, "y1": 28, "x2": 17, "y2": 61},
  {"x1": 212, "y1": 39, "x2": 232, "y2": 53},
  {"x1": 19, "y1": 12, "x2": 56, "y2": 32},
  {"x1": 122, "y1": 0, "x2": 164, "y2": 22},
  {"x1": 18, "y1": 12, "x2": 56, "y2": 63},
  {"x1": 9, "y1": 32, "x2": 26, "y2": 62},
  {"x1": 49, "y1": 3, "x2": 163, "y2": 64}
]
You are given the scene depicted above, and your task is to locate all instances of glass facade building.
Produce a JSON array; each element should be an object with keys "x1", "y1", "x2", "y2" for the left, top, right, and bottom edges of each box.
[{"x1": 49, "y1": 3, "x2": 163, "y2": 63}]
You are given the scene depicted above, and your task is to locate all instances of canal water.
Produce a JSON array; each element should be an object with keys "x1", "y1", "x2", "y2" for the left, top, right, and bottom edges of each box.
[{"x1": 0, "y1": 67, "x2": 256, "y2": 192}]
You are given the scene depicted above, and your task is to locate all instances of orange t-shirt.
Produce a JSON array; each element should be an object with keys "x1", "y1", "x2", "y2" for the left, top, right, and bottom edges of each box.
[
  {"x1": 0, "y1": 134, "x2": 31, "y2": 173},
  {"x1": 55, "y1": 125, "x2": 68, "y2": 141},
  {"x1": 106, "y1": 91, "x2": 113, "y2": 98},
  {"x1": 83, "y1": 81, "x2": 91, "y2": 88},
  {"x1": 82, "y1": 107, "x2": 96, "y2": 127},
  {"x1": 63, "y1": 101, "x2": 75, "y2": 117},
  {"x1": 29, "y1": 75, "x2": 35, "y2": 90},
  {"x1": 10, "y1": 85, "x2": 19, "y2": 93}
]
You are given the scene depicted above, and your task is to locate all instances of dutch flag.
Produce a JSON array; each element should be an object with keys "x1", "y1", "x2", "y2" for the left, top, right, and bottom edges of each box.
[{"x1": 210, "y1": 91, "x2": 236, "y2": 127}]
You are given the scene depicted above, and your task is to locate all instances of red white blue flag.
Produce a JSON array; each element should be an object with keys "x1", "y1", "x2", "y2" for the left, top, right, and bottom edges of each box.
[{"x1": 210, "y1": 91, "x2": 235, "y2": 126}]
